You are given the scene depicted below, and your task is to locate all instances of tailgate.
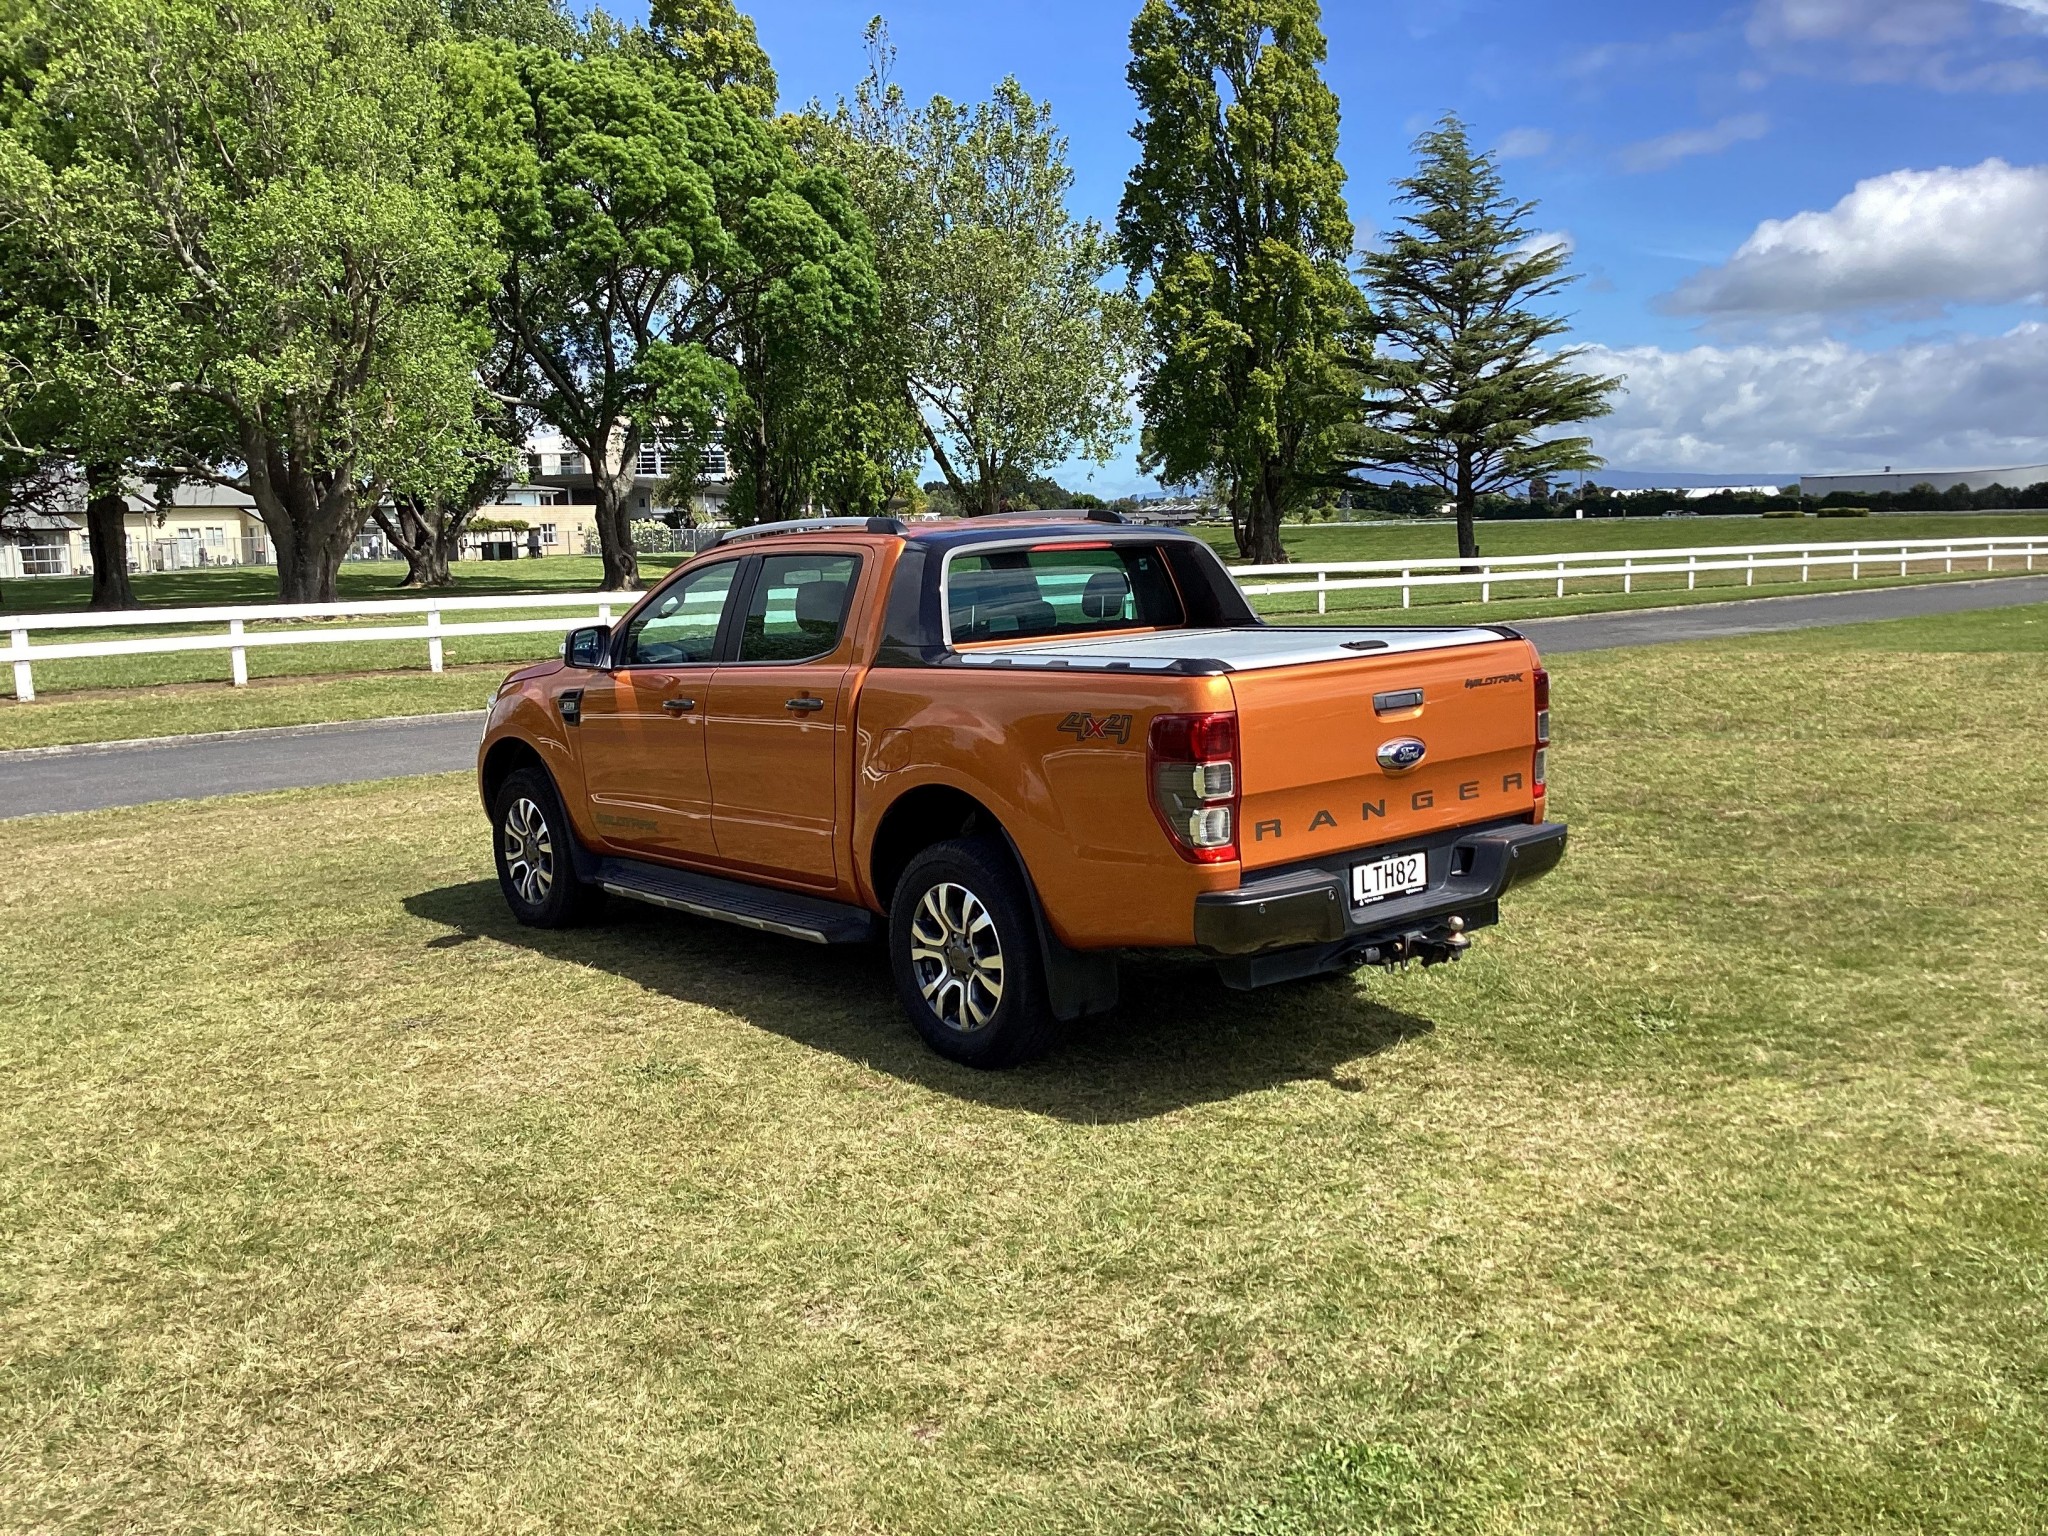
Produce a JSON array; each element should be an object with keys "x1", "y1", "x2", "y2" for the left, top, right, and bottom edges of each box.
[{"x1": 1230, "y1": 638, "x2": 1542, "y2": 871}]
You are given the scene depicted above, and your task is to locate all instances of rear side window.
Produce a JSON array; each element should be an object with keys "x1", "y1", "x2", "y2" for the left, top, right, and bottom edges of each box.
[
  {"x1": 737, "y1": 553, "x2": 861, "y2": 663},
  {"x1": 946, "y1": 545, "x2": 1185, "y2": 643}
]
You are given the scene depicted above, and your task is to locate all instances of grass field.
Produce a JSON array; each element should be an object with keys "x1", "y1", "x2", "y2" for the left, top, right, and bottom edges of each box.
[{"x1": 4, "y1": 606, "x2": 2044, "y2": 1532}]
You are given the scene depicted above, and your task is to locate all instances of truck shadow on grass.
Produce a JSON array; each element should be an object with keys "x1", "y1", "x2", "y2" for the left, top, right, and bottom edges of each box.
[{"x1": 404, "y1": 879, "x2": 1437, "y2": 1124}]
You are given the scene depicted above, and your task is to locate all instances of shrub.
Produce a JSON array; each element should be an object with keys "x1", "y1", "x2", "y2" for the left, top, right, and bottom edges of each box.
[{"x1": 1818, "y1": 506, "x2": 1870, "y2": 518}]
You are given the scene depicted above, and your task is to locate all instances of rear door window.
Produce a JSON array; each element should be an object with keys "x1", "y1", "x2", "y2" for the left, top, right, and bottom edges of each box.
[
  {"x1": 736, "y1": 553, "x2": 862, "y2": 663},
  {"x1": 946, "y1": 545, "x2": 1185, "y2": 643}
]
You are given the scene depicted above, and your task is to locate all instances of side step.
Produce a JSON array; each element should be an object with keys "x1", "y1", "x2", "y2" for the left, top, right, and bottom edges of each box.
[{"x1": 594, "y1": 857, "x2": 878, "y2": 945}]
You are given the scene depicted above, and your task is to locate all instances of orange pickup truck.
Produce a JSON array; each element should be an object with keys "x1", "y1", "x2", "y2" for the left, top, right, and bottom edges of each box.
[{"x1": 478, "y1": 513, "x2": 1565, "y2": 1066}]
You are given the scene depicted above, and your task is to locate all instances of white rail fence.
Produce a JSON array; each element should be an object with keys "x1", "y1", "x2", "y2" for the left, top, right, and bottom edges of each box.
[
  {"x1": 1235, "y1": 535, "x2": 2046, "y2": 613},
  {"x1": 4, "y1": 591, "x2": 620, "y2": 703},
  {"x1": 3, "y1": 535, "x2": 2044, "y2": 702}
]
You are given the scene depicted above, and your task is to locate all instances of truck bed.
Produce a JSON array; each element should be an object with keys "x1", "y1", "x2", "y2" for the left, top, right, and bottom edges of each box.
[{"x1": 950, "y1": 625, "x2": 1508, "y2": 673}]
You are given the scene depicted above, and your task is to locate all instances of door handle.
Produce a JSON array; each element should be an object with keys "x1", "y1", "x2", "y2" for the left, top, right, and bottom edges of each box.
[
  {"x1": 785, "y1": 696, "x2": 826, "y2": 713},
  {"x1": 661, "y1": 697, "x2": 697, "y2": 715}
]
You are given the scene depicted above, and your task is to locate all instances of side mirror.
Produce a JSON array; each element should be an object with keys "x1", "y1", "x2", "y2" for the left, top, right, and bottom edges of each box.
[{"x1": 563, "y1": 625, "x2": 612, "y2": 669}]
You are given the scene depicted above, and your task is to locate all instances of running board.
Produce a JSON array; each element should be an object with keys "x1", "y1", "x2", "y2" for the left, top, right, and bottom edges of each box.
[{"x1": 595, "y1": 857, "x2": 878, "y2": 945}]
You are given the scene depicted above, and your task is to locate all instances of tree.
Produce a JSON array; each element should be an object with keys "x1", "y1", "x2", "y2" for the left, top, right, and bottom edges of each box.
[
  {"x1": 1351, "y1": 116, "x2": 1619, "y2": 562},
  {"x1": 907, "y1": 80, "x2": 1137, "y2": 517},
  {"x1": 0, "y1": 0, "x2": 496, "y2": 603},
  {"x1": 807, "y1": 37, "x2": 1136, "y2": 520},
  {"x1": 457, "y1": 35, "x2": 875, "y2": 583},
  {"x1": 644, "y1": 0, "x2": 776, "y2": 117},
  {"x1": 1119, "y1": 0, "x2": 1363, "y2": 564}
]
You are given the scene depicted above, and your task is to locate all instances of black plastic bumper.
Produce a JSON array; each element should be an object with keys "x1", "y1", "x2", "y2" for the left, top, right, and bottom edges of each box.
[{"x1": 1192, "y1": 819, "x2": 1568, "y2": 988}]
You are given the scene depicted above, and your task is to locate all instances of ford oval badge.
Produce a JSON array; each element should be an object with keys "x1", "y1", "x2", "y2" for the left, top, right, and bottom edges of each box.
[{"x1": 1377, "y1": 737, "x2": 1427, "y2": 773}]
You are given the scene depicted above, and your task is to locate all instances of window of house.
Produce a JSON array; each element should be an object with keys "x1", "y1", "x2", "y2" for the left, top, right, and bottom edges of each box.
[
  {"x1": 206, "y1": 527, "x2": 225, "y2": 548},
  {"x1": 540, "y1": 523, "x2": 558, "y2": 546}
]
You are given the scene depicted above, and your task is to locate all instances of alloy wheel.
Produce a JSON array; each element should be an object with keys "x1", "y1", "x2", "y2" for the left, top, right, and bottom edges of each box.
[
  {"x1": 908, "y1": 881, "x2": 1005, "y2": 1032},
  {"x1": 502, "y1": 795, "x2": 554, "y2": 906}
]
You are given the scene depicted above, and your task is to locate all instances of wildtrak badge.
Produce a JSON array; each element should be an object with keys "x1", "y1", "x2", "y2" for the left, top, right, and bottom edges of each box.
[{"x1": 1465, "y1": 671, "x2": 1526, "y2": 689}]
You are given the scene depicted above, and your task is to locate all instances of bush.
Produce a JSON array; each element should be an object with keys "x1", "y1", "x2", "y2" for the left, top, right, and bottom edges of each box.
[
  {"x1": 1818, "y1": 506, "x2": 1870, "y2": 518},
  {"x1": 1761, "y1": 509, "x2": 1808, "y2": 519}
]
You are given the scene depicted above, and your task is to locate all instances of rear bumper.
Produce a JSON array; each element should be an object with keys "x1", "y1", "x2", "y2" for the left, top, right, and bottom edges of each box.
[{"x1": 1192, "y1": 819, "x2": 1567, "y2": 987}]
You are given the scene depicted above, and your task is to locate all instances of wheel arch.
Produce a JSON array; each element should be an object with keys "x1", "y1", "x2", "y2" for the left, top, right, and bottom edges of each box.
[
  {"x1": 480, "y1": 735, "x2": 551, "y2": 811},
  {"x1": 867, "y1": 783, "x2": 1009, "y2": 912}
]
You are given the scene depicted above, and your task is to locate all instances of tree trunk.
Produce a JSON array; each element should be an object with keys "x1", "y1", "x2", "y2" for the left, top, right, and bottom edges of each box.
[
  {"x1": 584, "y1": 425, "x2": 642, "y2": 591},
  {"x1": 1239, "y1": 461, "x2": 1286, "y2": 565},
  {"x1": 1455, "y1": 453, "x2": 1481, "y2": 564},
  {"x1": 374, "y1": 498, "x2": 458, "y2": 589},
  {"x1": 83, "y1": 462, "x2": 137, "y2": 611},
  {"x1": 257, "y1": 478, "x2": 359, "y2": 604}
]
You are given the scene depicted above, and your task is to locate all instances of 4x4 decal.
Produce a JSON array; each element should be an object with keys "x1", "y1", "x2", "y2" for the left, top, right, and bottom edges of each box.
[{"x1": 1057, "y1": 710, "x2": 1134, "y2": 744}]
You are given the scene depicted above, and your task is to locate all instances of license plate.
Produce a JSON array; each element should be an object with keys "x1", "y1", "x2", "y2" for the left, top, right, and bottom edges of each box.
[{"x1": 1352, "y1": 852, "x2": 1428, "y2": 906}]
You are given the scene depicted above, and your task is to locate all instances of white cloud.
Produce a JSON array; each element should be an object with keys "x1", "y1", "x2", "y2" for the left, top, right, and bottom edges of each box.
[
  {"x1": 1495, "y1": 127, "x2": 1554, "y2": 160},
  {"x1": 1618, "y1": 113, "x2": 1770, "y2": 173},
  {"x1": 1746, "y1": 0, "x2": 2048, "y2": 86},
  {"x1": 1578, "y1": 323, "x2": 2048, "y2": 471},
  {"x1": 1667, "y1": 158, "x2": 2048, "y2": 317},
  {"x1": 1517, "y1": 229, "x2": 1576, "y2": 259}
]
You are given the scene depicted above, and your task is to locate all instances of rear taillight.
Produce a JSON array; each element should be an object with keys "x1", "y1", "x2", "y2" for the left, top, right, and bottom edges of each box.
[
  {"x1": 1533, "y1": 664, "x2": 1550, "y2": 795},
  {"x1": 1148, "y1": 711, "x2": 1239, "y2": 863}
]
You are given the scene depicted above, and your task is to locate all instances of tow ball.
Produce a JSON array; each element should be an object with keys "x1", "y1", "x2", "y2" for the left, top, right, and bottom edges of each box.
[{"x1": 1357, "y1": 916, "x2": 1471, "y2": 971}]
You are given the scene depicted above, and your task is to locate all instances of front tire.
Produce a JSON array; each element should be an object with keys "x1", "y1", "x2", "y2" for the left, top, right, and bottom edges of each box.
[
  {"x1": 492, "y1": 766, "x2": 606, "y2": 928},
  {"x1": 889, "y1": 837, "x2": 1056, "y2": 1068}
]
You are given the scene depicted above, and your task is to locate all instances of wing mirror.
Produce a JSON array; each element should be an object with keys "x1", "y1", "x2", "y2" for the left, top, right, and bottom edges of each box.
[{"x1": 563, "y1": 624, "x2": 612, "y2": 669}]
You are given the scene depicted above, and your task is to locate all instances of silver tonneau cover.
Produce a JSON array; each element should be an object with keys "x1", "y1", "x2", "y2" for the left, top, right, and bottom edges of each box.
[{"x1": 951, "y1": 625, "x2": 1508, "y2": 674}]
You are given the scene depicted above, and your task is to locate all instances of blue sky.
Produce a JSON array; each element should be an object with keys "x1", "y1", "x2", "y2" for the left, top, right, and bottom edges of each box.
[{"x1": 666, "y1": 1, "x2": 2048, "y2": 491}]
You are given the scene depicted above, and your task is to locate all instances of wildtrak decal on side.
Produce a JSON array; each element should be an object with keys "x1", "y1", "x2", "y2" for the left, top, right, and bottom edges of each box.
[
  {"x1": 1251, "y1": 772, "x2": 1530, "y2": 841},
  {"x1": 1465, "y1": 671, "x2": 1526, "y2": 690}
]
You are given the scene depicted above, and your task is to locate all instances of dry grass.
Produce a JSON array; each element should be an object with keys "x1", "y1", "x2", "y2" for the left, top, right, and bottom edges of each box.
[{"x1": 1, "y1": 607, "x2": 2045, "y2": 1532}]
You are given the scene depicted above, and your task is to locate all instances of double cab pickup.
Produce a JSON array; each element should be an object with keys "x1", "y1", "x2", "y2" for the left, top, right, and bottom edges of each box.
[{"x1": 478, "y1": 512, "x2": 1566, "y2": 1066}]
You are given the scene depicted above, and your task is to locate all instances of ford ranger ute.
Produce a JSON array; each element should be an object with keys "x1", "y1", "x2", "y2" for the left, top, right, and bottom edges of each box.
[{"x1": 477, "y1": 513, "x2": 1566, "y2": 1067}]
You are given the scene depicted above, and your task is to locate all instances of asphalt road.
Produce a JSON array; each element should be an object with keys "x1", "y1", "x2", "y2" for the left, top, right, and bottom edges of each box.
[{"x1": 4, "y1": 575, "x2": 2044, "y2": 821}]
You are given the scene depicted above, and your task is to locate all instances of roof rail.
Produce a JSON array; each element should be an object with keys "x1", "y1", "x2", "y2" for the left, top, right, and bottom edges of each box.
[
  {"x1": 973, "y1": 507, "x2": 1128, "y2": 525},
  {"x1": 716, "y1": 515, "x2": 907, "y2": 546}
]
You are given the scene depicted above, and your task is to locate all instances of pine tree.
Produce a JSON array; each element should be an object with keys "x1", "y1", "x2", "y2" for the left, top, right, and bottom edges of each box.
[{"x1": 1353, "y1": 116, "x2": 1619, "y2": 561}]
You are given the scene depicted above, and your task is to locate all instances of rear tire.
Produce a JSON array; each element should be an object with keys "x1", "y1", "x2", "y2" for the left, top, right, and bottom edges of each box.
[
  {"x1": 492, "y1": 766, "x2": 606, "y2": 929},
  {"x1": 889, "y1": 837, "x2": 1055, "y2": 1068}
]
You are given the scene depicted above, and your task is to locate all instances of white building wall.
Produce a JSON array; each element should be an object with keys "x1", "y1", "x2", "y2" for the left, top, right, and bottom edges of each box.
[{"x1": 1801, "y1": 463, "x2": 2048, "y2": 497}]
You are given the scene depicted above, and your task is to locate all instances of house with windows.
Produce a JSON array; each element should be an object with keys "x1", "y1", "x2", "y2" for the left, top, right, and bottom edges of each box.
[{"x1": 524, "y1": 424, "x2": 734, "y2": 528}]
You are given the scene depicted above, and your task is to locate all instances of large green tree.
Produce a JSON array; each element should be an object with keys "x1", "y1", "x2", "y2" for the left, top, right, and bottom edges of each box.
[
  {"x1": 1351, "y1": 116, "x2": 1619, "y2": 561},
  {"x1": 456, "y1": 35, "x2": 875, "y2": 583},
  {"x1": 0, "y1": 0, "x2": 496, "y2": 604},
  {"x1": 1119, "y1": 0, "x2": 1362, "y2": 563}
]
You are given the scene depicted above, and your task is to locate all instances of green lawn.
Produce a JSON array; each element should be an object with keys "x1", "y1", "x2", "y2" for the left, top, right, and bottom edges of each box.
[{"x1": 3, "y1": 608, "x2": 2044, "y2": 1532}]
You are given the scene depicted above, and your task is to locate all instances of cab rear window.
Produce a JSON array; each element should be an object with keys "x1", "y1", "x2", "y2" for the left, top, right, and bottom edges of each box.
[{"x1": 946, "y1": 545, "x2": 1185, "y2": 643}]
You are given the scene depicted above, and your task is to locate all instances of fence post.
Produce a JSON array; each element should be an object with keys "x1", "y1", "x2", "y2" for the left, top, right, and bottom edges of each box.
[
  {"x1": 1987, "y1": 545, "x2": 1996, "y2": 573},
  {"x1": 1316, "y1": 569, "x2": 1327, "y2": 616},
  {"x1": 1851, "y1": 548, "x2": 1861, "y2": 581},
  {"x1": 1898, "y1": 548, "x2": 1907, "y2": 577},
  {"x1": 1687, "y1": 556, "x2": 1697, "y2": 591},
  {"x1": 229, "y1": 618, "x2": 248, "y2": 687},
  {"x1": 1746, "y1": 554, "x2": 1755, "y2": 587},
  {"x1": 427, "y1": 606, "x2": 444, "y2": 674},
  {"x1": 1945, "y1": 546, "x2": 1953, "y2": 574},
  {"x1": 1401, "y1": 570, "x2": 1411, "y2": 610},
  {"x1": 9, "y1": 627, "x2": 30, "y2": 704},
  {"x1": 1481, "y1": 565, "x2": 1491, "y2": 604},
  {"x1": 1801, "y1": 549, "x2": 1810, "y2": 583},
  {"x1": 598, "y1": 602, "x2": 614, "y2": 625},
  {"x1": 1555, "y1": 560, "x2": 1565, "y2": 598},
  {"x1": 1623, "y1": 558, "x2": 1632, "y2": 594}
]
